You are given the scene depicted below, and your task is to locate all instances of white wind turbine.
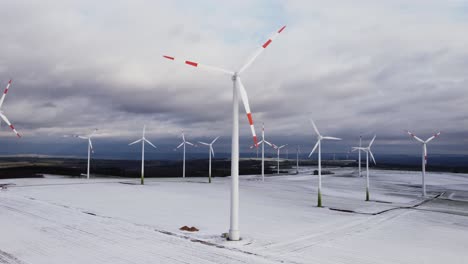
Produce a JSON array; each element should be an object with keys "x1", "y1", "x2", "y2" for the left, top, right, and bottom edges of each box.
[
  {"x1": 273, "y1": 143, "x2": 287, "y2": 174},
  {"x1": 198, "y1": 136, "x2": 220, "y2": 183},
  {"x1": 129, "y1": 125, "x2": 157, "y2": 185},
  {"x1": 75, "y1": 129, "x2": 98, "y2": 180},
  {"x1": 255, "y1": 123, "x2": 274, "y2": 181},
  {"x1": 352, "y1": 135, "x2": 376, "y2": 201},
  {"x1": 163, "y1": 25, "x2": 286, "y2": 241},
  {"x1": 0, "y1": 80, "x2": 21, "y2": 138},
  {"x1": 176, "y1": 131, "x2": 195, "y2": 178},
  {"x1": 406, "y1": 130, "x2": 441, "y2": 197},
  {"x1": 308, "y1": 120, "x2": 342, "y2": 207}
]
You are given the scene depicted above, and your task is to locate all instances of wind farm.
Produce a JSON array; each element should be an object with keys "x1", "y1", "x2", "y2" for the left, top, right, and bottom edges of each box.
[{"x1": 1, "y1": 2, "x2": 468, "y2": 264}]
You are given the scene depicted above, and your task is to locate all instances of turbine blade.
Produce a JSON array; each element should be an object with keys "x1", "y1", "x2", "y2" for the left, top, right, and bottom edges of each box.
[
  {"x1": 238, "y1": 25, "x2": 286, "y2": 74},
  {"x1": 0, "y1": 113, "x2": 21, "y2": 138},
  {"x1": 425, "y1": 132, "x2": 441, "y2": 143},
  {"x1": 211, "y1": 147, "x2": 215, "y2": 157},
  {"x1": 0, "y1": 79, "x2": 12, "y2": 108},
  {"x1": 279, "y1": 144, "x2": 287, "y2": 149},
  {"x1": 181, "y1": 132, "x2": 185, "y2": 142},
  {"x1": 143, "y1": 125, "x2": 146, "y2": 137},
  {"x1": 176, "y1": 142, "x2": 184, "y2": 149},
  {"x1": 423, "y1": 144, "x2": 427, "y2": 165},
  {"x1": 406, "y1": 130, "x2": 425, "y2": 143},
  {"x1": 211, "y1": 136, "x2": 220, "y2": 144},
  {"x1": 310, "y1": 119, "x2": 320, "y2": 136},
  {"x1": 369, "y1": 135, "x2": 376, "y2": 147},
  {"x1": 263, "y1": 140, "x2": 272, "y2": 147},
  {"x1": 308, "y1": 141, "x2": 319, "y2": 158},
  {"x1": 77, "y1": 136, "x2": 88, "y2": 140},
  {"x1": 322, "y1": 136, "x2": 342, "y2": 140},
  {"x1": 198, "y1": 141, "x2": 210, "y2": 146},
  {"x1": 162, "y1": 55, "x2": 234, "y2": 75},
  {"x1": 89, "y1": 139, "x2": 94, "y2": 153},
  {"x1": 237, "y1": 78, "x2": 258, "y2": 146},
  {"x1": 369, "y1": 150, "x2": 376, "y2": 164},
  {"x1": 129, "y1": 138, "x2": 142, "y2": 146},
  {"x1": 145, "y1": 139, "x2": 157, "y2": 149},
  {"x1": 185, "y1": 141, "x2": 194, "y2": 146},
  {"x1": 352, "y1": 147, "x2": 366, "y2": 152}
]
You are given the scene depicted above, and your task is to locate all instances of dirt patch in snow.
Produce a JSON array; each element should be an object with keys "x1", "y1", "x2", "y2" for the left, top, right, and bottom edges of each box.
[{"x1": 179, "y1": 226, "x2": 199, "y2": 232}]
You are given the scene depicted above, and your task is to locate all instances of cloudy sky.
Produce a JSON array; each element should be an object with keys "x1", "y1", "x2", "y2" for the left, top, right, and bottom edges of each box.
[{"x1": 0, "y1": 0, "x2": 467, "y2": 157}]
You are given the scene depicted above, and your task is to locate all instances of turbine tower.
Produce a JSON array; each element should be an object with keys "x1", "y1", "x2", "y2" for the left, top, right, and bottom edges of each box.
[
  {"x1": 129, "y1": 125, "x2": 157, "y2": 185},
  {"x1": 75, "y1": 129, "x2": 98, "y2": 180},
  {"x1": 163, "y1": 25, "x2": 286, "y2": 241},
  {"x1": 176, "y1": 131, "x2": 194, "y2": 178},
  {"x1": 198, "y1": 136, "x2": 220, "y2": 183},
  {"x1": 0, "y1": 80, "x2": 21, "y2": 138},
  {"x1": 406, "y1": 130, "x2": 441, "y2": 197},
  {"x1": 308, "y1": 120, "x2": 341, "y2": 207},
  {"x1": 352, "y1": 135, "x2": 376, "y2": 201},
  {"x1": 273, "y1": 144, "x2": 287, "y2": 174}
]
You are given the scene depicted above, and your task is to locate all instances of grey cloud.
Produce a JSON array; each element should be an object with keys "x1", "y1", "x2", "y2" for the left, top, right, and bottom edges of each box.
[{"x1": 0, "y1": 0, "x2": 467, "y2": 155}]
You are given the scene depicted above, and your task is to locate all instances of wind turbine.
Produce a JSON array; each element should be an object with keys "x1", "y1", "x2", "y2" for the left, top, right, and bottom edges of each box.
[
  {"x1": 163, "y1": 25, "x2": 286, "y2": 241},
  {"x1": 176, "y1": 131, "x2": 195, "y2": 178},
  {"x1": 406, "y1": 130, "x2": 441, "y2": 197},
  {"x1": 75, "y1": 129, "x2": 98, "y2": 180},
  {"x1": 352, "y1": 135, "x2": 376, "y2": 201},
  {"x1": 273, "y1": 143, "x2": 287, "y2": 174},
  {"x1": 308, "y1": 120, "x2": 341, "y2": 207},
  {"x1": 198, "y1": 136, "x2": 220, "y2": 183},
  {"x1": 255, "y1": 123, "x2": 274, "y2": 181},
  {"x1": 0, "y1": 80, "x2": 21, "y2": 138},
  {"x1": 129, "y1": 125, "x2": 157, "y2": 185}
]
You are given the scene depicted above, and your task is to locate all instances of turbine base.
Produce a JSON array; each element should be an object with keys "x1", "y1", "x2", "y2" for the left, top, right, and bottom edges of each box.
[{"x1": 228, "y1": 229, "x2": 240, "y2": 241}]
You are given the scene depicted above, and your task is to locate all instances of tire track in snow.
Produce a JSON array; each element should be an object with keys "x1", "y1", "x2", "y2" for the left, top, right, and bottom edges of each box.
[
  {"x1": 0, "y1": 195, "x2": 279, "y2": 264},
  {"x1": 0, "y1": 249, "x2": 26, "y2": 264}
]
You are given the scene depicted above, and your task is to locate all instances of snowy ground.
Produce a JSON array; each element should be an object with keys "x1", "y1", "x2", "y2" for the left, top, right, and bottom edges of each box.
[{"x1": 1, "y1": 167, "x2": 468, "y2": 263}]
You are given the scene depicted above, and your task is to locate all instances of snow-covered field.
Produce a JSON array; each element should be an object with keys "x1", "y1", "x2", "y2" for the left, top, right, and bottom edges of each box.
[{"x1": 1, "y1": 167, "x2": 468, "y2": 263}]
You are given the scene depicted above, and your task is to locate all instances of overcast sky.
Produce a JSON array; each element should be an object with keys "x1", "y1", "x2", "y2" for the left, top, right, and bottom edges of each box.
[{"x1": 0, "y1": 0, "x2": 467, "y2": 157}]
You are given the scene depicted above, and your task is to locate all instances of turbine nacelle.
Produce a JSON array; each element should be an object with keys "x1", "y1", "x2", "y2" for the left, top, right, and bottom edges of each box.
[
  {"x1": 198, "y1": 136, "x2": 219, "y2": 158},
  {"x1": 308, "y1": 119, "x2": 342, "y2": 158},
  {"x1": 75, "y1": 129, "x2": 99, "y2": 153},
  {"x1": 176, "y1": 131, "x2": 195, "y2": 149},
  {"x1": 352, "y1": 135, "x2": 377, "y2": 164},
  {"x1": 163, "y1": 25, "x2": 286, "y2": 149}
]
